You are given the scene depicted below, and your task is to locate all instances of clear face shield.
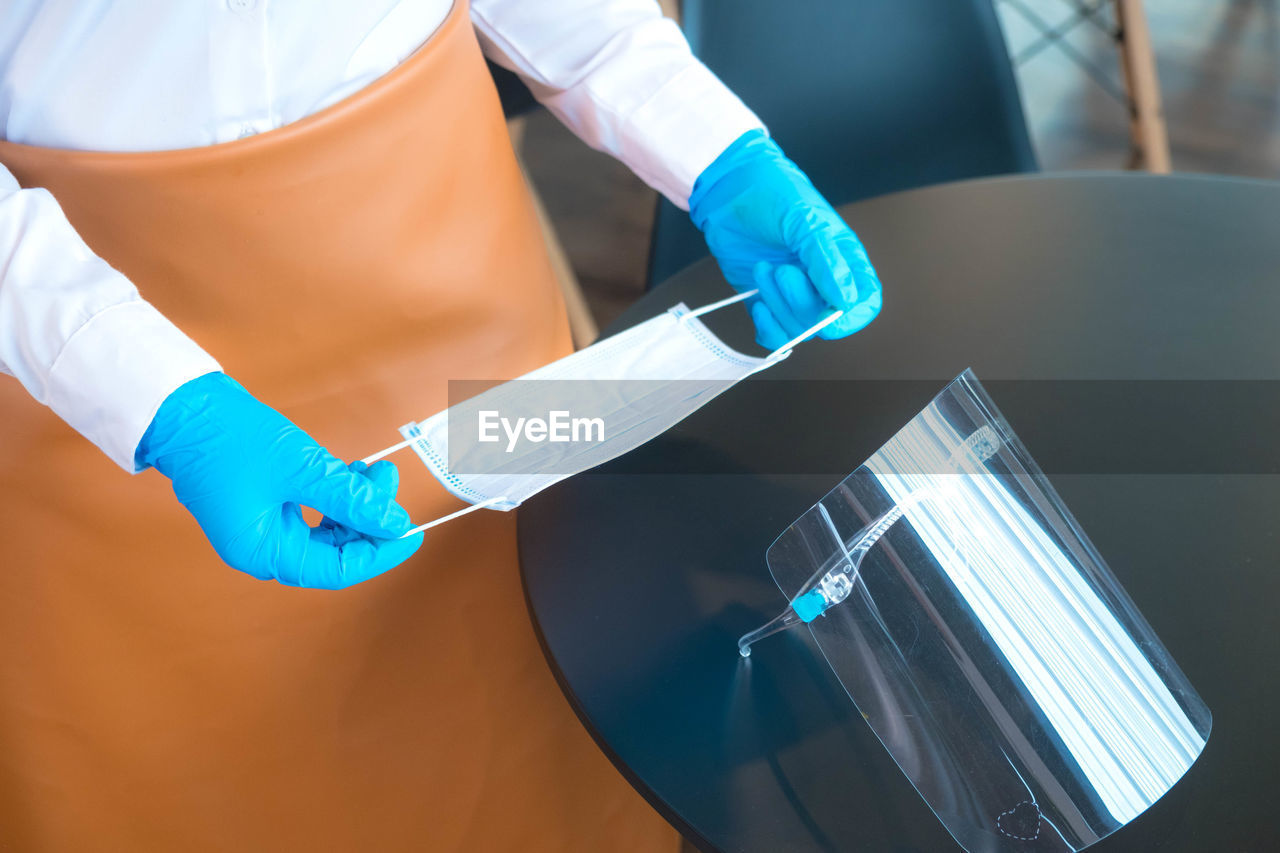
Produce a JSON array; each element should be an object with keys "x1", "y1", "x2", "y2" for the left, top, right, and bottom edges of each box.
[{"x1": 738, "y1": 370, "x2": 1210, "y2": 852}]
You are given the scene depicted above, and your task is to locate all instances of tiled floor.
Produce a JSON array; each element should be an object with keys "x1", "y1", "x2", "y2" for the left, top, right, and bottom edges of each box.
[
  {"x1": 998, "y1": 0, "x2": 1280, "y2": 173},
  {"x1": 516, "y1": 0, "x2": 1280, "y2": 332}
]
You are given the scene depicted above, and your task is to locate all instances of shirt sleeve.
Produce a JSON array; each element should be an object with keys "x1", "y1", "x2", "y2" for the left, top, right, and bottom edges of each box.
[
  {"x1": 470, "y1": 0, "x2": 764, "y2": 210},
  {"x1": 0, "y1": 164, "x2": 221, "y2": 471}
]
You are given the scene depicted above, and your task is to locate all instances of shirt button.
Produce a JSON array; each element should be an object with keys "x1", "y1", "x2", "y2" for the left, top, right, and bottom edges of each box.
[{"x1": 228, "y1": 0, "x2": 257, "y2": 11}]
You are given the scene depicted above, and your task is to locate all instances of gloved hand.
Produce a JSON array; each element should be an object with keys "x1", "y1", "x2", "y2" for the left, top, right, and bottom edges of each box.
[
  {"x1": 136, "y1": 372, "x2": 423, "y2": 589},
  {"x1": 689, "y1": 129, "x2": 883, "y2": 350}
]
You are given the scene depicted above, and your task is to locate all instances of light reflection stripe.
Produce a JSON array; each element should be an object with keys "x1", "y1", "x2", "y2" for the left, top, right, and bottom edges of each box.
[{"x1": 865, "y1": 409, "x2": 1205, "y2": 824}]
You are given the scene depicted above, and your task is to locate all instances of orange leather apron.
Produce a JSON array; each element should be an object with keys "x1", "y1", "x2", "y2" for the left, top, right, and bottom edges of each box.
[{"x1": 0, "y1": 3, "x2": 674, "y2": 851}]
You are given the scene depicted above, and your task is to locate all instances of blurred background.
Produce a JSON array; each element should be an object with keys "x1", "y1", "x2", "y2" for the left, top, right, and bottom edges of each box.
[{"x1": 509, "y1": 0, "x2": 1279, "y2": 334}]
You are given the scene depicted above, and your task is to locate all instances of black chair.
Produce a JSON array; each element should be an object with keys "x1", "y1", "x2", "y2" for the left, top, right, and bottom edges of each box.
[
  {"x1": 648, "y1": 0, "x2": 1037, "y2": 288},
  {"x1": 487, "y1": 61, "x2": 540, "y2": 119}
]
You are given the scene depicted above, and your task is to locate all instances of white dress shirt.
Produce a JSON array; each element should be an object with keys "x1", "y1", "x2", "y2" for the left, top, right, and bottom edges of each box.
[{"x1": 0, "y1": 0, "x2": 761, "y2": 470}]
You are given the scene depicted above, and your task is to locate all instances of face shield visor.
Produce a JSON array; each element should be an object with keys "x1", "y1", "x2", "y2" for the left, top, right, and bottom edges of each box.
[{"x1": 739, "y1": 369, "x2": 1210, "y2": 852}]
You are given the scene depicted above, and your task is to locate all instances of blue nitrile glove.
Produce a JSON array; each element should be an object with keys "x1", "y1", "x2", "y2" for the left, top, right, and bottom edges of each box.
[
  {"x1": 689, "y1": 129, "x2": 883, "y2": 350},
  {"x1": 136, "y1": 372, "x2": 423, "y2": 589}
]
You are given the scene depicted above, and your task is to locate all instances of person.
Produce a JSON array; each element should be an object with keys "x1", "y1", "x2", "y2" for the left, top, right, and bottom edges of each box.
[{"x1": 0, "y1": 1, "x2": 882, "y2": 849}]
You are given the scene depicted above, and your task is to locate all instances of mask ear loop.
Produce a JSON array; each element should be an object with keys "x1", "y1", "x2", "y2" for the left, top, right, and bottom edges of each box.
[
  {"x1": 398, "y1": 495, "x2": 509, "y2": 538},
  {"x1": 357, "y1": 440, "x2": 511, "y2": 538},
  {"x1": 680, "y1": 288, "x2": 758, "y2": 320},
  {"x1": 767, "y1": 309, "x2": 845, "y2": 361},
  {"x1": 361, "y1": 438, "x2": 414, "y2": 465},
  {"x1": 679, "y1": 288, "x2": 846, "y2": 360}
]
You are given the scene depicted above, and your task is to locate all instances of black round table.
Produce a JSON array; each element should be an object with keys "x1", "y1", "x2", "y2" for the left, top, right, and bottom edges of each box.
[{"x1": 517, "y1": 174, "x2": 1280, "y2": 852}]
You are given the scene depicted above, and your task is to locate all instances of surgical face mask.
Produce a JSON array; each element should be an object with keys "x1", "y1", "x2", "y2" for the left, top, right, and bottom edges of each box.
[{"x1": 364, "y1": 291, "x2": 841, "y2": 533}]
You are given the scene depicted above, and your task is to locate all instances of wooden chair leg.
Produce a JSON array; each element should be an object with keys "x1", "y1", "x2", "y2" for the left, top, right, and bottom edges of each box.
[
  {"x1": 1114, "y1": 0, "x2": 1172, "y2": 173},
  {"x1": 507, "y1": 116, "x2": 601, "y2": 349}
]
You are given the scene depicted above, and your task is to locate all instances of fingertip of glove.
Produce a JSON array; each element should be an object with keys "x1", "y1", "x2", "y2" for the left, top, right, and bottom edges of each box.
[
  {"x1": 814, "y1": 291, "x2": 883, "y2": 340},
  {"x1": 340, "y1": 461, "x2": 410, "y2": 536},
  {"x1": 346, "y1": 496, "x2": 412, "y2": 540},
  {"x1": 854, "y1": 263, "x2": 884, "y2": 299},
  {"x1": 773, "y1": 264, "x2": 815, "y2": 303},
  {"x1": 381, "y1": 502, "x2": 414, "y2": 537},
  {"x1": 399, "y1": 528, "x2": 425, "y2": 553},
  {"x1": 751, "y1": 260, "x2": 775, "y2": 289},
  {"x1": 750, "y1": 302, "x2": 790, "y2": 350},
  {"x1": 369, "y1": 529, "x2": 424, "y2": 575},
  {"x1": 363, "y1": 459, "x2": 401, "y2": 494},
  {"x1": 844, "y1": 300, "x2": 883, "y2": 334}
]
